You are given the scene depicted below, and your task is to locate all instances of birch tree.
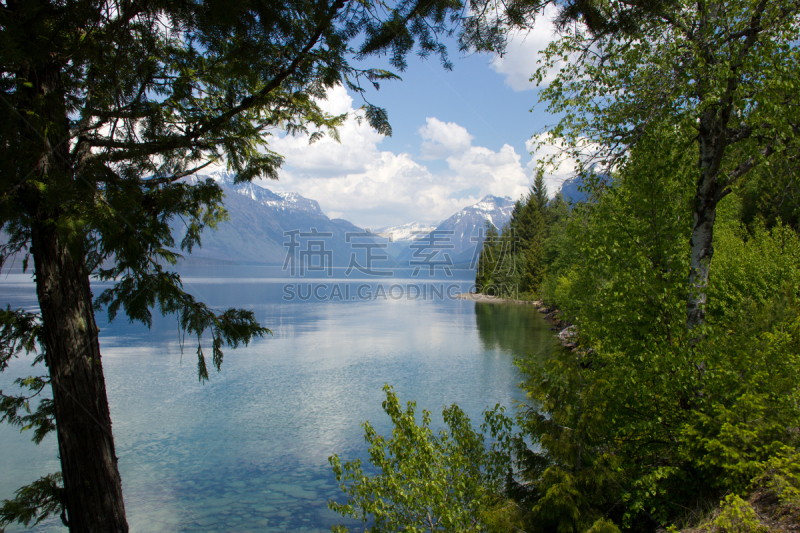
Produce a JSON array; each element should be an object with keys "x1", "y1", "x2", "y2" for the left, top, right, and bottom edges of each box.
[{"x1": 468, "y1": 0, "x2": 800, "y2": 330}]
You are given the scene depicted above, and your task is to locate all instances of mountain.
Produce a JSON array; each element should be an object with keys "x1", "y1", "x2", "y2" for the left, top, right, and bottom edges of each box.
[
  {"x1": 374, "y1": 221, "x2": 440, "y2": 243},
  {"x1": 560, "y1": 172, "x2": 611, "y2": 204},
  {"x1": 559, "y1": 175, "x2": 588, "y2": 204},
  {"x1": 386, "y1": 196, "x2": 515, "y2": 268},
  {"x1": 172, "y1": 174, "x2": 513, "y2": 271},
  {"x1": 176, "y1": 171, "x2": 377, "y2": 267},
  {"x1": 433, "y1": 195, "x2": 515, "y2": 265}
]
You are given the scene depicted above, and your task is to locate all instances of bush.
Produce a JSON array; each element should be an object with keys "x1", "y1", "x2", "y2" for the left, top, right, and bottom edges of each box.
[{"x1": 328, "y1": 385, "x2": 515, "y2": 533}]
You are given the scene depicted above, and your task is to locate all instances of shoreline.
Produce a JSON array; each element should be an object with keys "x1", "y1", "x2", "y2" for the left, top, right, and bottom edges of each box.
[
  {"x1": 456, "y1": 292, "x2": 576, "y2": 347},
  {"x1": 454, "y1": 292, "x2": 542, "y2": 306}
]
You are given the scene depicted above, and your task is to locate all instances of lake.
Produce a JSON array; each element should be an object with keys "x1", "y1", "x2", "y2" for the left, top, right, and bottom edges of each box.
[{"x1": 0, "y1": 265, "x2": 557, "y2": 532}]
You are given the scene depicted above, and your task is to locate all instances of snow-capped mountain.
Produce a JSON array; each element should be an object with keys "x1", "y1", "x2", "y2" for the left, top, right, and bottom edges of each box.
[
  {"x1": 431, "y1": 195, "x2": 515, "y2": 264},
  {"x1": 175, "y1": 171, "x2": 374, "y2": 265},
  {"x1": 173, "y1": 172, "x2": 514, "y2": 269},
  {"x1": 198, "y1": 171, "x2": 325, "y2": 216},
  {"x1": 375, "y1": 222, "x2": 440, "y2": 243},
  {"x1": 458, "y1": 195, "x2": 516, "y2": 230},
  {"x1": 384, "y1": 196, "x2": 515, "y2": 266}
]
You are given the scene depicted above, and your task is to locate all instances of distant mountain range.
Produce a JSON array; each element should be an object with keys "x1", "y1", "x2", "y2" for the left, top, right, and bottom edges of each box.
[
  {"x1": 175, "y1": 171, "x2": 515, "y2": 269},
  {"x1": 177, "y1": 171, "x2": 367, "y2": 266},
  {"x1": 374, "y1": 222, "x2": 440, "y2": 243}
]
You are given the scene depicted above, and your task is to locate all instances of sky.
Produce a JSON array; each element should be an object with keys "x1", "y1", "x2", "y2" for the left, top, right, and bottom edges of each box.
[{"x1": 243, "y1": 8, "x2": 574, "y2": 230}]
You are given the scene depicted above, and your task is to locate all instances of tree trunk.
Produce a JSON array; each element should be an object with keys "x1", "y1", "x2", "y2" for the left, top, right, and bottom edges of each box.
[
  {"x1": 688, "y1": 114, "x2": 725, "y2": 332},
  {"x1": 32, "y1": 221, "x2": 129, "y2": 533},
  {"x1": 687, "y1": 193, "x2": 717, "y2": 332}
]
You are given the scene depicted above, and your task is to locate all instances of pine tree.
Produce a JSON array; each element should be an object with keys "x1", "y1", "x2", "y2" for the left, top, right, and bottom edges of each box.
[
  {"x1": 504, "y1": 184, "x2": 547, "y2": 295},
  {"x1": 509, "y1": 197, "x2": 525, "y2": 233},
  {"x1": 476, "y1": 221, "x2": 500, "y2": 292},
  {"x1": 532, "y1": 169, "x2": 549, "y2": 213}
]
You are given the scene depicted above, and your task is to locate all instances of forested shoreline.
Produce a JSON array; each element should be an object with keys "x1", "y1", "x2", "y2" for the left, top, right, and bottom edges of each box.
[
  {"x1": 330, "y1": 3, "x2": 800, "y2": 521},
  {"x1": 329, "y1": 130, "x2": 800, "y2": 533}
]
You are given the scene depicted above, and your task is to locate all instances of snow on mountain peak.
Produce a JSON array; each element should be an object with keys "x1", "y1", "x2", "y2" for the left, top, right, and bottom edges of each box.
[
  {"x1": 191, "y1": 171, "x2": 323, "y2": 216},
  {"x1": 375, "y1": 221, "x2": 440, "y2": 242}
]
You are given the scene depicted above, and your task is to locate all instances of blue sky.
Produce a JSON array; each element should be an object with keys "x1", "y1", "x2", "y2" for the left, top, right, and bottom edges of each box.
[{"x1": 245, "y1": 9, "x2": 574, "y2": 229}]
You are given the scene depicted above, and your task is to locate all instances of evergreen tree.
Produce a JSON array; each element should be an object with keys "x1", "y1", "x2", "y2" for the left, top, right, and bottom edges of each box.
[
  {"x1": 516, "y1": 190, "x2": 544, "y2": 250},
  {"x1": 0, "y1": 0, "x2": 462, "y2": 530},
  {"x1": 493, "y1": 222, "x2": 519, "y2": 298},
  {"x1": 521, "y1": 240, "x2": 545, "y2": 294},
  {"x1": 514, "y1": 189, "x2": 546, "y2": 293},
  {"x1": 475, "y1": 221, "x2": 499, "y2": 292},
  {"x1": 509, "y1": 197, "x2": 525, "y2": 234},
  {"x1": 532, "y1": 169, "x2": 549, "y2": 213}
]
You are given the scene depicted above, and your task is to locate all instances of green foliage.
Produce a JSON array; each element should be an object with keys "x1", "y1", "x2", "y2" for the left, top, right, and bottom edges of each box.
[
  {"x1": 699, "y1": 494, "x2": 768, "y2": 533},
  {"x1": 678, "y1": 297, "x2": 800, "y2": 493},
  {"x1": 532, "y1": 170, "x2": 549, "y2": 214},
  {"x1": 0, "y1": 308, "x2": 54, "y2": 444},
  {"x1": 0, "y1": 473, "x2": 64, "y2": 529},
  {"x1": 328, "y1": 384, "x2": 514, "y2": 532},
  {"x1": 586, "y1": 518, "x2": 622, "y2": 533},
  {"x1": 476, "y1": 183, "x2": 551, "y2": 298},
  {"x1": 737, "y1": 153, "x2": 800, "y2": 232},
  {"x1": 522, "y1": 0, "x2": 800, "y2": 332},
  {"x1": 708, "y1": 220, "x2": 800, "y2": 322},
  {"x1": 751, "y1": 451, "x2": 800, "y2": 511},
  {"x1": 462, "y1": 0, "x2": 800, "y2": 527},
  {"x1": 511, "y1": 124, "x2": 800, "y2": 530},
  {"x1": 0, "y1": 309, "x2": 61, "y2": 529},
  {"x1": 531, "y1": 0, "x2": 800, "y2": 176},
  {"x1": 0, "y1": 307, "x2": 41, "y2": 371},
  {"x1": 93, "y1": 265, "x2": 269, "y2": 382},
  {"x1": 476, "y1": 221, "x2": 500, "y2": 291},
  {"x1": 557, "y1": 127, "x2": 695, "y2": 356}
]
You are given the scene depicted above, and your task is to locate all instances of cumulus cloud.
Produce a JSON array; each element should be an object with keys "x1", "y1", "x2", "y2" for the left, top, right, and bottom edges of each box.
[
  {"x1": 258, "y1": 86, "x2": 537, "y2": 228},
  {"x1": 269, "y1": 87, "x2": 383, "y2": 177},
  {"x1": 490, "y1": 5, "x2": 561, "y2": 91},
  {"x1": 525, "y1": 134, "x2": 605, "y2": 197},
  {"x1": 446, "y1": 144, "x2": 529, "y2": 200},
  {"x1": 418, "y1": 117, "x2": 473, "y2": 159}
]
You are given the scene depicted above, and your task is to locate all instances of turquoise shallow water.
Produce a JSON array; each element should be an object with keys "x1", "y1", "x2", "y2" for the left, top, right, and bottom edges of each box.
[{"x1": 0, "y1": 266, "x2": 556, "y2": 532}]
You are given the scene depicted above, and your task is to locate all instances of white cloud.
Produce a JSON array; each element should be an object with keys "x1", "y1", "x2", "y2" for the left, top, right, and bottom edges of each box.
[
  {"x1": 446, "y1": 144, "x2": 529, "y2": 201},
  {"x1": 490, "y1": 5, "x2": 561, "y2": 91},
  {"x1": 257, "y1": 87, "x2": 537, "y2": 228},
  {"x1": 269, "y1": 86, "x2": 383, "y2": 177},
  {"x1": 525, "y1": 134, "x2": 604, "y2": 197},
  {"x1": 418, "y1": 117, "x2": 473, "y2": 159}
]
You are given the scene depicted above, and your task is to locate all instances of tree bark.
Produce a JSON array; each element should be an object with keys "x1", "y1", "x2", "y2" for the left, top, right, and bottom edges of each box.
[
  {"x1": 687, "y1": 188, "x2": 717, "y2": 332},
  {"x1": 31, "y1": 220, "x2": 129, "y2": 533},
  {"x1": 687, "y1": 112, "x2": 726, "y2": 332}
]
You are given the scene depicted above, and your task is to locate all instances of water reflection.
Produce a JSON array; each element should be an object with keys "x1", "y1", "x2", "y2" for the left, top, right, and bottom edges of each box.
[{"x1": 474, "y1": 302, "x2": 558, "y2": 360}]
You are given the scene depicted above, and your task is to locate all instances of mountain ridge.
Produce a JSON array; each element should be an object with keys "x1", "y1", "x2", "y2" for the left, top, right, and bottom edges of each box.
[{"x1": 175, "y1": 172, "x2": 517, "y2": 268}]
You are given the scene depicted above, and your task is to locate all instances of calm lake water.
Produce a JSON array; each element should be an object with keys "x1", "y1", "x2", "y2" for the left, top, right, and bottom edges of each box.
[{"x1": 1, "y1": 265, "x2": 557, "y2": 532}]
